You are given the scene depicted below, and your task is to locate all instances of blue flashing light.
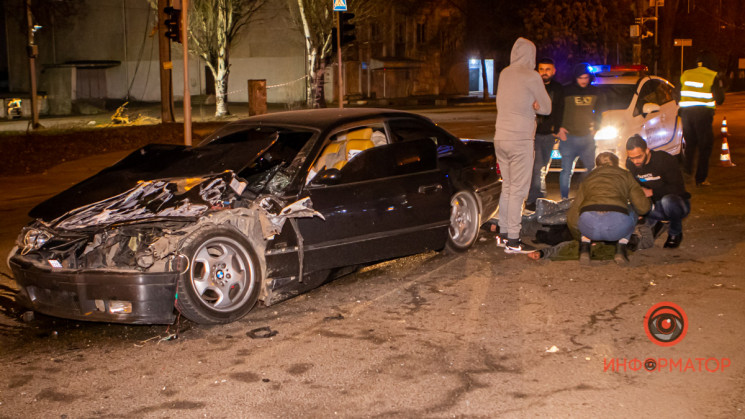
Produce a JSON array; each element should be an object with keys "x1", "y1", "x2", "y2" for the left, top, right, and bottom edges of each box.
[{"x1": 588, "y1": 65, "x2": 611, "y2": 74}]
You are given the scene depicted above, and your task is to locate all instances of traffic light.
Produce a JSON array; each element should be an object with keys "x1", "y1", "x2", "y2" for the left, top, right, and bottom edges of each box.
[
  {"x1": 164, "y1": 6, "x2": 181, "y2": 43},
  {"x1": 331, "y1": 27, "x2": 338, "y2": 54},
  {"x1": 339, "y1": 12, "x2": 356, "y2": 46}
]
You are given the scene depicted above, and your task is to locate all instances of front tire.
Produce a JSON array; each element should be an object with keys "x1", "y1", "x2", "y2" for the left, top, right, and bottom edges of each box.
[
  {"x1": 176, "y1": 226, "x2": 261, "y2": 324},
  {"x1": 445, "y1": 190, "x2": 481, "y2": 252}
]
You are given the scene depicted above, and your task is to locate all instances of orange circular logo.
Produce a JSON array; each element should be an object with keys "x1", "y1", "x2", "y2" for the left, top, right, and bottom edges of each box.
[{"x1": 644, "y1": 302, "x2": 688, "y2": 347}]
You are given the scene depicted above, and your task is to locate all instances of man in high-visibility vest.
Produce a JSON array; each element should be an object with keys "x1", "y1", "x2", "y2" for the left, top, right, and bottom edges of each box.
[{"x1": 679, "y1": 50, "x2": 725, "y2": 187}]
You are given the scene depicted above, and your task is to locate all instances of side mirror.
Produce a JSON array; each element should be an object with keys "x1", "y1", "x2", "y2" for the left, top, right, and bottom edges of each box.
[
  {"x1": 642, "y1": 103, "x2": 661, "y2": 115},
  {"x1": 309, "y1": 168, "x2": 341, "y2": 186}
]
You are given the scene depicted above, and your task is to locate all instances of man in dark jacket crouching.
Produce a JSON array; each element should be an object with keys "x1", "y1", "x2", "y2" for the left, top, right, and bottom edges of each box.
[{"x1": 625, "y1": 134, "x2": 691, "y2": 249}]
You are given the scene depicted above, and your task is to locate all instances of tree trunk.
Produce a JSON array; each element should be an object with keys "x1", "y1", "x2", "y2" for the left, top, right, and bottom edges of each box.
[
  {"x1": 215, "y1": 46, "x2": 230, "y2": 117},
  {"x1": 297, "y1": 0, "x2": 314, "y2": 106},
  {"x1": 480, "y1": 56, "x2": 489, "y2": 100},
  {"x1": 312, "y1": 62, "x2": 327, "y2": 108}
]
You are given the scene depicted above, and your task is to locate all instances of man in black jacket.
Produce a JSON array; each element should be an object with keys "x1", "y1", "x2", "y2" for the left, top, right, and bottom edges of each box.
[
  {"x1": 557, "y1": 63, "x2": 603, "y2": 200},
  {"x1": 625, "y1": 135, "x2": 691, "y2": 248},
  {"x1": 526, "y1": 58, "x2": 564, "y2": 211}
]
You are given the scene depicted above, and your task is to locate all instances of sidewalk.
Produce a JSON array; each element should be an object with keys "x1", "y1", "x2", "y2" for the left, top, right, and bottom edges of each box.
[{"x1": 0, "y1": 95, "x2": 496, "y2": 133}]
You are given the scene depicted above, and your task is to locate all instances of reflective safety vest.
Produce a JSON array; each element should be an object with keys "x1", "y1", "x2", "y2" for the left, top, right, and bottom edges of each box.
[{"x1": 680, "y1": 66, "x2": 718, "y2": 109}]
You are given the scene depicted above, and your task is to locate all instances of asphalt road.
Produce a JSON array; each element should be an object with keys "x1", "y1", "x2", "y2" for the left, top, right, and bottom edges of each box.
[{"x1": 1, "y1": 99, "x2": 744, "y2": 417}]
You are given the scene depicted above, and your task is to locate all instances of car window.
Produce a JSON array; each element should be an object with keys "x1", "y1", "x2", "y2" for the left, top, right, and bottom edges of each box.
[
  {"x1": 635, "y1": 79, "x2": 667, "y2": 115},
  {"x1": 596, "y1": 85, "x2": 637, "y2": 112},
  {"x1": 335, "y1": 139, "x2": 438, "y2": 184},
  {"x1": 656, "y1": 82, "x2": 674, "y2": 104},
  {"x1": 307, "y1": 123, "x2": 389, "y2": 183},
  {"x1": 387, "y1": 117, "x2": 457, "y2": 156},
  {"x1": 237, "y1": 129, "x2": 315, "y2": 194}
]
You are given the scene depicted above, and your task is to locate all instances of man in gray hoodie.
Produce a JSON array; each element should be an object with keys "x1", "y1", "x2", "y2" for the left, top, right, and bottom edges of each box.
[{"x1": 494, "y1": 37, "x2": 552, "y2": 254}]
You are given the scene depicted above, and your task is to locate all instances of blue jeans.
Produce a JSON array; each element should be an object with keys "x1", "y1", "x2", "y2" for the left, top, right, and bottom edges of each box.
[
  {"x1": 578, "y1": 210, "x2": 637, "y2": 241},
  {"x1": 527, "y1": 133, "x2": 557, "y2": 204},
  {"x1": 559, "y1": 133, "x2": 596, "y2": 199},
  {"x1": 646, "y1": 195, "x2": 691, "y2": 236}
]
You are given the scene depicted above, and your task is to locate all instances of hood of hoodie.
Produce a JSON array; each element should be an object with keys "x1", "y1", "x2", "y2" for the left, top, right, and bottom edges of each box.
[{"x1": 509, "y1": 37, "x2": 536, "y2": 69}]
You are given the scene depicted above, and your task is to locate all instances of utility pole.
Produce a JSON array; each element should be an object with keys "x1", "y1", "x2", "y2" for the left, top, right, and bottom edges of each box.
[
  {"x1": 157, "y1": 0, "x2": 175, "y2": 123},
  {"x1": 654, "y1": 0, "x2": 659, "y2": 75},
  {"x1": 181, "y1": 0, "x2": 191, "y2": 146},
  {"x1": 25, "y1": 0, "x2": 40, "y2": 129},
  {"x1": 336, "y1": 12, "x2": 343, "y2": 109}
]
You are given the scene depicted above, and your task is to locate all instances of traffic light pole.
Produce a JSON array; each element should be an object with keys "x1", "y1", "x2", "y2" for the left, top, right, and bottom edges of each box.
[
  {"x1": 336, "y1": 12, "x2": 343, "y2": 109},
  {"x1": 654, "y1": 0, "x2": 659, "y2": 75},
  {"x1": 181, "y1": 0, "x2": 192, "y2": 146},
  {"x1": 25, "y1": 0, "x2": 40, "y2": 130},
  {"x1": 157, "y1": 0, "x2": 175, "y2": 123}
]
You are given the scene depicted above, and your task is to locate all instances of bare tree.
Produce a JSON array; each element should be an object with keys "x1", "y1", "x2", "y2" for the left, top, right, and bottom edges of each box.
[
  {"x1": 188, "y1": 0, "x2": 266, "y2": 117},
  {"x1": 288, "y1": 0, "x2": 383, "y2": 107},
  {"x1": 147, "y1": 0, "x2": 265, "y2": 117},
  {"x1": 290, "y1": 0, "x2": 333, "y2": 107},
  {"x1": 524, "y1": 0, "x2": 635, "y2": 74}
]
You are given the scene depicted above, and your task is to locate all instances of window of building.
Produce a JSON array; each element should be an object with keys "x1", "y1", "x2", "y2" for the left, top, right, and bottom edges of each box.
[
  {"x1": 416, "y1": 23, "x2": 426, "y2": 44},
  {"x1": 370, "y1": 23, "x2": 380, "y2": 42}
]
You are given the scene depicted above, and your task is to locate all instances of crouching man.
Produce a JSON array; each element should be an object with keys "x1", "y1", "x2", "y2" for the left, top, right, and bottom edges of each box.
[
  {"x1": 625, "y1": 135, "x2": 691, "y2": 248},
  {"x1": 567, "y1": 152, "x2": 651, "y2": 264}
]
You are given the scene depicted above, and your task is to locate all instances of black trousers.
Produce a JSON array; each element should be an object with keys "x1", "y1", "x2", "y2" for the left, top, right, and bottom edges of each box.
[{"x1": 680, "y1": 107, "x2": 715, "y2": 184}]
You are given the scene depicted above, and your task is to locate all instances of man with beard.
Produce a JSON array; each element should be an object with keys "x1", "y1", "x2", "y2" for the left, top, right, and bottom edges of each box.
[
  {"x1": 526, "y1": 58, "x2": 564, "y2": 211},
  {"x1": 625, "y1": 135, "x2": 690, "y2": 248}
]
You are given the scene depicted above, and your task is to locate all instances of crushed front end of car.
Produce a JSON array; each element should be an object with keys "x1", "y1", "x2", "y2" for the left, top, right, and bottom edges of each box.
[
  {"x1": 8, "y1": 170, "x2": 320, "y2": 324},
  {"x1": 8, "y1": 171, "x2": 252, "y2": 324},
  {"x1": 8, "y1": 125, "x2": 325, "y2": 324}
]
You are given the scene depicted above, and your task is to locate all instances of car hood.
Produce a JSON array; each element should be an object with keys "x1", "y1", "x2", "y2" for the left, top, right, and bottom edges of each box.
[
  {"x1": 30, "y1": 133, "x2": 278, "y2": 222},
  {"x1": 600, "y1": 109, "x2": 625, "y2": 123},
  {"x1": 49, "y1": 171, "x2": 246, "y2": 231}
]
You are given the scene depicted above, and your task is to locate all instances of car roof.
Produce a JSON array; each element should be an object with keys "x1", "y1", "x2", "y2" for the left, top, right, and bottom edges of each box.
[
  {"x1": 593, "y1": 74, "x2": 675, "y2": 88},
  {"x1": 593, "y1": 74, "x2": 642, "y2": 85},
  {"x1": 222, "y1": 108, "x2": 427, "y2": 131}
]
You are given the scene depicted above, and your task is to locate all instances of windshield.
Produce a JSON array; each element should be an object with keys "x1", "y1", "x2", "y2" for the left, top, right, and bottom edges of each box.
[
  {"x1": 202, "y1": 126, "x2": 316, "y2": 194},
  {"x1": 596, "y1": 84, "x2": 637, "y2": 112}
]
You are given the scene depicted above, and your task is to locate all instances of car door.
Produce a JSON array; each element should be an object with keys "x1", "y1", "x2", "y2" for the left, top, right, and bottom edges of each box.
[
  {"x1": 386, "y1": 115, "x2": 501, "y2": 222},
  {"x1": 635, "y1": 78, "x2": 679, "y2": 151},
  {"x1": 296, "y1": 138, "x2": 451, "y2": 272},
  {"x1": 652, "y1": 80, "x2": 684, "y2": 154}
]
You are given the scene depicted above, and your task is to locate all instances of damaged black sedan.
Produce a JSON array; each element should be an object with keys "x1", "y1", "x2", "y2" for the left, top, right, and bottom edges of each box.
[{"x1": 8, "y1": 109, "x2": 500, "y2": 324}]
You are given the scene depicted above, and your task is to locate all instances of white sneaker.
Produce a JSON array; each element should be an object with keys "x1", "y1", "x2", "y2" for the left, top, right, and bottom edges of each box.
[
  {"x1": 504, "y1": 239, "x2": 537, "y2": 254},
  {"x1": 496, "y1": 234, "x2": 508, "y2": 248}
]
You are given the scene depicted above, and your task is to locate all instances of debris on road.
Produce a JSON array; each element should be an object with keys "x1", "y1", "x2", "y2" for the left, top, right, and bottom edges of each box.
[
  {"x1": 323, "y1": 314, "x2": 344, "y2": 321},
  {"x1": 247, "y1": 326, "x2": 278, "y2": 339},
  {"x1": 21, "y1": 311, "x2": 34, "y2": 322}
]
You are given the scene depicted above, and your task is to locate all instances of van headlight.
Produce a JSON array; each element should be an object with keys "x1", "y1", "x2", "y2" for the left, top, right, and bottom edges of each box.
[{"x1": 594, "y1": 126, "x2": 619, "y2": 141}]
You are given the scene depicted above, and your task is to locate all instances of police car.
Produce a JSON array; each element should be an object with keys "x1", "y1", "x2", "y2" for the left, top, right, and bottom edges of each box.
[{"x1": 550, "y1": 65, "x2": 684, "y2": 169}]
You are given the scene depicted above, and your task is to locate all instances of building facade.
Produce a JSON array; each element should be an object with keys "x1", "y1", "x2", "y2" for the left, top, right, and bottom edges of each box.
[{"x1": 1, "y1": 0, "x2": 468, "y2": 114}]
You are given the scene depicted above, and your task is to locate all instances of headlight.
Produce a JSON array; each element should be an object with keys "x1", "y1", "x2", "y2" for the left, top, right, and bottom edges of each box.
[
  {"x1": 594, "y1": 126, "x2": 619, "y2": 141},
  {"x1": 22, "y1": 228, "x2": 52, "y2": 254}
]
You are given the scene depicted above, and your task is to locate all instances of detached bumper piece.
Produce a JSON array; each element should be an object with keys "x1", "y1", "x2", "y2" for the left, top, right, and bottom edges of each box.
[{"x1": 10, "y1": 257, "x2": 178, "y2": 324}]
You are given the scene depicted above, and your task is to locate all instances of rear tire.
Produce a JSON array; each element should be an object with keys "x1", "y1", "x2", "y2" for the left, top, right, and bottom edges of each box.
[
  {"x1": 445, "y1": 190, "x2": 481, "y2": 253},
  {"x1": 176, "y1": 226, "x2": 261, "y2": 324}
]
